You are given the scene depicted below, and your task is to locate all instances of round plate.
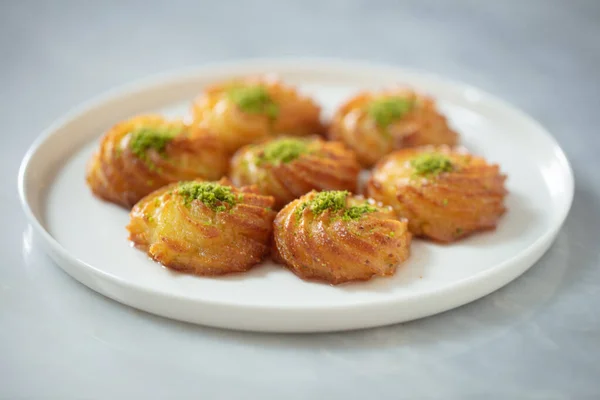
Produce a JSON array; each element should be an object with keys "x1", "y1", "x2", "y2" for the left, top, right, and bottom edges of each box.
[{"x1": 18, "y1": 59, "x2": 573, "y2": 332}]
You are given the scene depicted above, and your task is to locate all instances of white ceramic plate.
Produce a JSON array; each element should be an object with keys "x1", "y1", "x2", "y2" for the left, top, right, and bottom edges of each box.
[{"x1": 18, "y1": 59, "x2": 573, "y2": 332}]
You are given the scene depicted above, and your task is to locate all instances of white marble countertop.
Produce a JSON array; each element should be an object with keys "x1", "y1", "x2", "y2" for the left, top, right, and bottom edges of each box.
[{"x1": 2, "y1": 1, "x2": 599, "y2": 398}]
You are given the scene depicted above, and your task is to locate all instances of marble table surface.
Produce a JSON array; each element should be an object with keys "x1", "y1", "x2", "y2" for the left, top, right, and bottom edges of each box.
[{"x1": 2, "y1": 1, "x2": 599, "y2": 398}]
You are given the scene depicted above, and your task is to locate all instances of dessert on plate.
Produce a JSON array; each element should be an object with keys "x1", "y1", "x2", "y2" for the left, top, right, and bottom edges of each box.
[
  {"x1": 230, "y1": 136, "x2": 360, "y2": 209},
  {"x1": 329, "y1": 88, "x2": 458, "y2": 167},
  {"x1": 366, "y1": 146, "x2": 507, "y2": 242},
  {"x1": 86, "y1": 114, "x2": 228, "y2": 208},
  {"x1": 192, "y1": 76, "x2": 323, "y2": 153},
  {"x1": 273, "y1": 190, "x2": 411, "y2": 284},
  {"x1": 127, "y1": 178, "x2": 276, "y2": 275}
]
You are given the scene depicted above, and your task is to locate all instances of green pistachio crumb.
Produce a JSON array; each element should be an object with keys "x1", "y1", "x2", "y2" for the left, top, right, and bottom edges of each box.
[
  {"x1": 367, "y1": 97, "x2": 414, "y2": 129},
  {"x1": 258, "y1": 138, "x2": 309, "y2": 165},
  {"x1": 129, "y1": 126, "x2": 181, "y2": 168},
  {"x1": 306, "y1": 191, "x2": 349, "y2": 214},
  {"x1": 411, "y1": 153, "x2": 454, "y2": 177},
  {"x1": 296, "y1": 191, "x2": 377, "y2": 221},
  {"x1": 227, "y1": 85, "x2": 279, "y2": 119},
  {"x1": 442, "y1": 198, "x2": 449, "y2": 206},
  {"x1": 388, "y1": 231, "x2": 395, "y2": 238},
  {"x1": 176, "y1": 181, "x2": 237, "y2": 211},
  {"x1": 342, "y1": 203, "x2": 378, "y2": 221}
]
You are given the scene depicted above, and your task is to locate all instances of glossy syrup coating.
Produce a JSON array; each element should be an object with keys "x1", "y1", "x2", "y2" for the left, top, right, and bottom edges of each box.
[
  {"x1": 86, "y1": 114, "x2": 229, "y2": 208},
  {"x1": 229, "y1": 136, "x2": 361, "y2": 210},
  {"x1": 127, "y1": 178, "x2": 276, "y2": 276},
  {"x1": 191, "y1": 76, "x2": 324, "y2": 154},
  {"x1": 273, "y1": 190, "x2": 411, "y2": 284},
  {"x1": 328, "y1": 88, "x2": 458, "y2": 167},
  {"x1": 366, "y1": 146, "x2": 507, "y2": 242}
]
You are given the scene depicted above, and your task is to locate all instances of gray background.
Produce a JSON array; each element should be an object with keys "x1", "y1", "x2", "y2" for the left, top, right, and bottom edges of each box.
[{"x1": 2, "y1": 0, "x2": 599, "y2": 398}]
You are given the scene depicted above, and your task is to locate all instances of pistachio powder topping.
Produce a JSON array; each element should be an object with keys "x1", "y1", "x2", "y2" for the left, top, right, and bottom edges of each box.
[
  {"x1": 297, "y1": 191, "x2": 377, "y2": 221},
  {"x1": 411, "y1": 153, "x2": 454, "y2": 177},
  {"x1": 176, "y1": 181, "x2": 238, "y2": 212},
  {"x1": 367, "y1": 96, "x2": 414, "y2": 129},
  {"x1": 342, "y1": 203, "x2": 378, "y2": 221},
  {"x1": 306, "y1": 190, "x2": 349, "y2": 214},
  {"x1": 258, "y1": 138, "x2": 310, "y2": 165},
  {"x1": 227, "y1": 85, "x2": 279, "y2": 119},
  {"x1": 129, "y1": 126, "x2": 181, "y2": 169}
]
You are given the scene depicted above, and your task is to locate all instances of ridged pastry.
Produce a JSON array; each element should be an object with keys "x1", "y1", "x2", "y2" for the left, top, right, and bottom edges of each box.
[
  {"x1": 273, "y1": 190, "x2": 411, "y2": 284},
  {"x1": 366, "y1": 146, "x2": 507, "y2": 242},
  {"x1": 230, "y1": 137, "x2": 361, "y2": 209},
  {"x1": 328, "y1": 88, "x2": 458, "y2": 167},
  {"x1": 86, "y1": 114, "x2": 229, "y2": 208},
  {"x1": 191, "y1": 76, "x2": 323, "y2": 153},
  {"x1": 127, "y1": 178, "x2": 276, "y2": 276}
]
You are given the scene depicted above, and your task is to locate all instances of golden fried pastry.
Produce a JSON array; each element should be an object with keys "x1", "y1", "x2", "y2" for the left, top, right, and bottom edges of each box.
[
  {"x1": 191, "y1": 76, "x2": 323, "y2": 153},
  {"x1": 86, "y1": 114, "x2": 229, "y2": 208},
  {"x1": 127, "y1": 178, "x2": 276, "y2": 276},
  {"x1": 273, "y1": 190, "x2": 411, "y2": 284},
  {"x1": 230, "y1": 137, "x2": 360, "y2": 210},
  {"x1": 366, "y1": 146, "x2": 507, "y2": 242},
  {"x1": 328, "y1": 88, "x2": 458, "y2": 167}
]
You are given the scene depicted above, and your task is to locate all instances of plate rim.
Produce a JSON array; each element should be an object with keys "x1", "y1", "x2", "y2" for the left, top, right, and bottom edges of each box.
[{"x1": 17, "y1": 58, "x2": 575, "y2": 330}]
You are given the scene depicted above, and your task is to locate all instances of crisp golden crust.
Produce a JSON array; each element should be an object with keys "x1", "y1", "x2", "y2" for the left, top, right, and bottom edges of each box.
[
  {"x1": 191, "y1": 76, "x2": 323, "y2": 153},
  {"x1": 86, "y1": 115, "x2": 229, "y2": 208},
  {"x1": 273, "y1": 192, "x2": 411, "y2": 284},
  {"x1": 328, "y1": 89, "x2": 459, "y2": 167},
  {"x1": 229, "y1": 137, "x2": 361, "y2": 210},
  {"x1": 127, "y1": 178, "x2": 276, "y2": 276},
  {"x1": 366, "y1": 146, "x2": 507, "y2": 242}
]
